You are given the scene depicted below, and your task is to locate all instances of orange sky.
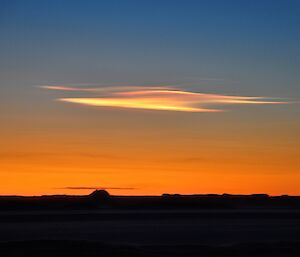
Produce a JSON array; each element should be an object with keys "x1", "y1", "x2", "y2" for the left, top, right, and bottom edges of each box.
[
  {"x1": 1, "y1": 86, "x2": 299, "y2": 196},
  {"x1": 1, "y1": 1, "x2": 300, "y2": 197}
]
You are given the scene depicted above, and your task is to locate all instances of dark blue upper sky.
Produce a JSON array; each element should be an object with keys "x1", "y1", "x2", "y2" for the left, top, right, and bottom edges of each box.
[{"x1": 1, "y1": 0, "x2": 300, "y2": 97}]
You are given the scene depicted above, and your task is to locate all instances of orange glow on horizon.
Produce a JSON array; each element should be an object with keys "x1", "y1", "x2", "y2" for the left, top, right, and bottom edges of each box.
[{"x1": 0, "y1": 85, "x2": 296, "y2": 197}]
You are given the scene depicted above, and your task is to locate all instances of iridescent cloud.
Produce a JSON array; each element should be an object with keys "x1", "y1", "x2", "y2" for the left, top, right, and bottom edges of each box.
[{"x1": 42, "y1": 85, "x2": 287, "y2": 112}]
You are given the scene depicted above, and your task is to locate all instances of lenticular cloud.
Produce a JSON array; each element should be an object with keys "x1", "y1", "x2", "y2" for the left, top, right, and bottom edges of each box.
[{"x1": 41, "y1": 85, "x2": 287, "y2": 112}]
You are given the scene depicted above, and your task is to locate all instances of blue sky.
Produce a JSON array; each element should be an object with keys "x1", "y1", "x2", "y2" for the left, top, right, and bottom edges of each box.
[{"x1": 1, "y1": 0, "x2": 300, "y2": 97}]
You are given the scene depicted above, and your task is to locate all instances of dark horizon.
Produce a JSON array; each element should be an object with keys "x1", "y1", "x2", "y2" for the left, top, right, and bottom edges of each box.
[
  {"x1": 0, "y1": 190, "x2": 299, "y2": 197},
  {"x1": 1, "y1": 189, "x2": 300, "y2": 212}
]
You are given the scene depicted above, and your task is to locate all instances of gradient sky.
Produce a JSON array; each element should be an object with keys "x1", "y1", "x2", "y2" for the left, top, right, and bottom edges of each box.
[{"x1": 1, "y1": 0, "x2": 300, "y2": 196}]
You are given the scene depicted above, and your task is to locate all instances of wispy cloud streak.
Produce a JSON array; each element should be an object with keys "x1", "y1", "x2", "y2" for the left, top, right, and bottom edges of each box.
[
  {"x1": 42, "y1": 85, "x2": 288, "y2": 112},
  {"x1": 60, "y1": 186, "x2": 136, "y2": 190}
]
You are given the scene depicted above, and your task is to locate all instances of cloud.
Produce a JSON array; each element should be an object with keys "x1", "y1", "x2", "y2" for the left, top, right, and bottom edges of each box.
[
  {"x1": 60, "y1": 186, "x2": 136, "y2": 190},
  {"x1": 40, "y1": 85, "x2": 171, "y2": 93},
  {"x1": 42, "y1": 85, "x2": 288, "y2": 112}
]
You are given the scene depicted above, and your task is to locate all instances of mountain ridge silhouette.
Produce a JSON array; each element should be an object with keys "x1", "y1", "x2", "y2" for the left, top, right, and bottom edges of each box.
[{"x1": 0, "y1": 190, "x2": 299, "y2": 210}]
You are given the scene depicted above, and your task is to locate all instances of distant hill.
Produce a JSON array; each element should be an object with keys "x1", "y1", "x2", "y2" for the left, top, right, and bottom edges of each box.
[{"x1": 0, "y1": 190, "x2": 300, "y2": 210}]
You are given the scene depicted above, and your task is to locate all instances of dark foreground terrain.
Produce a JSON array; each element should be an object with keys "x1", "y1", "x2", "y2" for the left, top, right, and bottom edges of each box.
[
  {"x1": 0, "y1": 191, "x2": 300, "y2": 256},
  {"x1": 1, "y1": 240, "x2": 300, "y2": 257}
]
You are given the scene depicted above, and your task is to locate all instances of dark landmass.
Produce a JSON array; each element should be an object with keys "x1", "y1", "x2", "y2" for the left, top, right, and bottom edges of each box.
[
  {"x1": 1, "y1": 191, "x2": 300, "y2": 256},
  {"x1": 1, "y1": 190, "x2": 300, "y2": 210},
  {"x1": 1, "y1": 240, "x2": 300, "y2": 257}
]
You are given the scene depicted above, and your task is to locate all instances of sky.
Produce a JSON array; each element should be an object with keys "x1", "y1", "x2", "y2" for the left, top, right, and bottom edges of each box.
[{"x1": 0, "y1": 0, "x2": 300, "y2": 196}]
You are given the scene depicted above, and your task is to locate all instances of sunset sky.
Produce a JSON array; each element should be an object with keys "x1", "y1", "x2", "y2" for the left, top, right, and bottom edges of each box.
[{"x1": 1, "y1": 0, "x2": 300, "y2": 196}]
